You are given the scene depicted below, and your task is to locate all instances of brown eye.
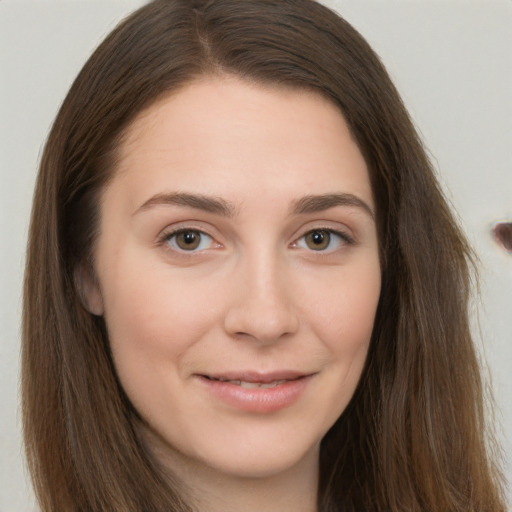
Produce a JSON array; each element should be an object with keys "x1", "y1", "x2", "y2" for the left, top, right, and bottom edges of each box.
[
  {"x1": 166, "y1": 230, "x2": 213, "y2": 251},
  {"x1": 304, "y1": 230, "x2": 331, "y2": 251},
  {"x1": 176, "y1": 231, "x2": 200, "y2": 250}
]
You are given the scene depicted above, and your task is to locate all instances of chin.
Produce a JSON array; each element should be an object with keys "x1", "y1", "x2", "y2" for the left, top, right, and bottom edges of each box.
[
  {"x1": 196, "y1": 441, "x2": 321, "y2": 481},
  {"x1": 144, "y1": 418, "x2": 322, "y2": 482}
]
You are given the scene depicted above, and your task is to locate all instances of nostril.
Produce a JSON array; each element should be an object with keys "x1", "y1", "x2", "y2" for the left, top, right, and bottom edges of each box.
[{"x1": 492, "y1": 222, "x2": 512, "y2": 253}]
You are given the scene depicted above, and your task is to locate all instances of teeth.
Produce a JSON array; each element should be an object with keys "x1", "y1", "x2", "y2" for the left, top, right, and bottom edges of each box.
[
  {"x1": 208, "y1": 377, "x2": 288, "y2": 389},
  {"x1": 208, "y1": 376, "x2": 288, "y2": 388},
  {"x1": 239, "y1": 381, "x2": 259, "y2": 389},
  {"x1": 232, "y1": 379, "x2": 287, "y2": 388}
]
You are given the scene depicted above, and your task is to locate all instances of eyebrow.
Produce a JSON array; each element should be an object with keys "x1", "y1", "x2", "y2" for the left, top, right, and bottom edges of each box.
[
  {"x1": 135, "y1": 192, "x2": 237, "y2": 217},
  {"x1": 135, "y1": 191, "x2": 374, "y2": 219},
  {"x1": 292, "y1": 193, "x2": 375, "y2": 219}
]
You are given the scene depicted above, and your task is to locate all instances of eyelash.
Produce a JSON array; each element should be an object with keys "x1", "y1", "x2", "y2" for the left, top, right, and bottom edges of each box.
[
  {"x1": 158, "y1": 226, "x2": 354, "y2": 255},
  {"x1": 159, "y1": 227, "x2": 218, "y2": 253},
  {"x1": 292, "y1": 228, "x2": 354, "y2": 253}
]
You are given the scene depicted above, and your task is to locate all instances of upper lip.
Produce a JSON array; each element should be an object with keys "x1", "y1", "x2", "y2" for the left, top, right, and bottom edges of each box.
[{"x1": 199, "y1": 370, "x2": 312, "y2": 383}]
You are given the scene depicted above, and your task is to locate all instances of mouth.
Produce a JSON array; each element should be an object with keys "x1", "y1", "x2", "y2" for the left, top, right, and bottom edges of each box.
[
  {"x1": 196, "y1": 371, "x2": 313, "y2": 413},
  {"x1": 202, "y1": 375, "x2": 294, "y2": 389},
  {"x1": 200, "y1": 370, "x2": 310, "y2": 386}
]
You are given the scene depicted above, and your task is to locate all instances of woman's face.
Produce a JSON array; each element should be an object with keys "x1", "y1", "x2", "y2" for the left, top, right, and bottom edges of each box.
[{"x1": 86, "y1": 77, "x2": 381, "y2": 481}]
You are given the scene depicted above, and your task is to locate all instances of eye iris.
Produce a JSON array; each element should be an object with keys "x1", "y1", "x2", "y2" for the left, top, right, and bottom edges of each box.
[
  {"x1": 306, "y1": 230, "x2": 330, "y2": 250},
  {"x1": 176, "y1": 230, "x2": 201, "y2": 250}
]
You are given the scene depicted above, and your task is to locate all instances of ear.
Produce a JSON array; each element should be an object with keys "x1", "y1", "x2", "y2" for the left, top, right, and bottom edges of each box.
[{"x1": 74, "y1": 262, "x2": 104, "y2": 316}]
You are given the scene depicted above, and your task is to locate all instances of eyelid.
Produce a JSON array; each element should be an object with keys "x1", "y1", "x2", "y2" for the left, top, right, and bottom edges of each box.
[
  {"x1": 157, "y1": 224, "x2": 222, "y2": 254},
  {"x1": 168, "y1": 230, "x2": 214, "y2": 251},
  {"x1": 291, "y1": 226, "x2": 355, "y2": 252}
]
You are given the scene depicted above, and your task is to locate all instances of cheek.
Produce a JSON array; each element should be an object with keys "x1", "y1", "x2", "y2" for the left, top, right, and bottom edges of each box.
[
  {"x1": 99, "y1": 256, "x2": 218, "y2": 391},
  {"x1": 301, "y1": 255, "x2": 380, "y2": 416},
  {"x1": 306, "y1": 258, "x2": 381, "y2": 353}
]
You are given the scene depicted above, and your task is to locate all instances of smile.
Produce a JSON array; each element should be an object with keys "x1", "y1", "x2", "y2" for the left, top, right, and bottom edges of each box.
[
  {"x1": 197, "y1": 372, "x2": 314, "y2": 413},
  {"x1": 204, "y1": 376, "x2": 291, "y2": 389}
]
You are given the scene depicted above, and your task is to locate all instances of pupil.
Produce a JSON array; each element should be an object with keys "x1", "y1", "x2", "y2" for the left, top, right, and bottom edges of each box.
[
  {"x1": 307, "y1": 230, "x2": 330, "y2": 250},
  {"x1": 312, "y1": 232, "x2": 325, "y2": 244},
  {"x1": 183, "y1": 232, "x2": 196, "y2": 244},
  {"x1": 177, "y1": 230, "x2": 200, "y2": 250}
]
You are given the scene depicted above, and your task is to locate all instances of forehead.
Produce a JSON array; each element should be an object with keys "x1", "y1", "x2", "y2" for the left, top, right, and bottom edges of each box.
[{"x1": 109, "y1": 76, "x2": 373, "y2": 210}]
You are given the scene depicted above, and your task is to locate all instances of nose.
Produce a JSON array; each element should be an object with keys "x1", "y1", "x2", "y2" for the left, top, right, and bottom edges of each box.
[{"x1": 223, "y1": 254, "x2": 300, "y2": 345}]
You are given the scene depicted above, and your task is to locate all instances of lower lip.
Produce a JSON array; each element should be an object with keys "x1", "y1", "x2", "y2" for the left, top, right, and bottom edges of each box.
[{"x1": 197, "y1": 375, "x2": 312, "y2": 413}]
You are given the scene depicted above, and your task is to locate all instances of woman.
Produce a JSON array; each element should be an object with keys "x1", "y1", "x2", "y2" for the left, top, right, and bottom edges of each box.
[{"x1": 22, "y1": 0, "x2": 506, "y2": 511}]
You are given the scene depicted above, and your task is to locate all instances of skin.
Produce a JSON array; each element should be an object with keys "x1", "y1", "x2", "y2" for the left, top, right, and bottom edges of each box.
[{"x1": 85, "y1": 77, "x2": 381, "y2": 512}]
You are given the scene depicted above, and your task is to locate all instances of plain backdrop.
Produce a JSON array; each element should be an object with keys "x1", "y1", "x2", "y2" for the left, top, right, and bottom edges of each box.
[{"x1": 1, "y1": 1, "x2": 511, "y2": 510}]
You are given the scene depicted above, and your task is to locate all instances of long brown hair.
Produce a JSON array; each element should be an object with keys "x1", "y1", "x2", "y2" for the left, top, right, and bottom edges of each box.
[{"x1": 22, "y1": 1, "x2": 505, "y2": 510}]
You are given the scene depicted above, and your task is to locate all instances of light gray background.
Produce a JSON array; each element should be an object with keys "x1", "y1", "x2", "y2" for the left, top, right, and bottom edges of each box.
[{"x1": 1, "y1": 1, "x2": 510, "y2": 510}]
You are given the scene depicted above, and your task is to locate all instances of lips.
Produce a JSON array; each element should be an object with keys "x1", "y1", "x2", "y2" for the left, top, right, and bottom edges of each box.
[
  {"x1": 197, "y1": 371, "x2": 314, "y2": 413},
  {"x1": 203, "y1": 376, "x2": 291, "y2": 389},
  {"x1": 201, "y1": 370, "x2": 309, "y2": 383}
]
